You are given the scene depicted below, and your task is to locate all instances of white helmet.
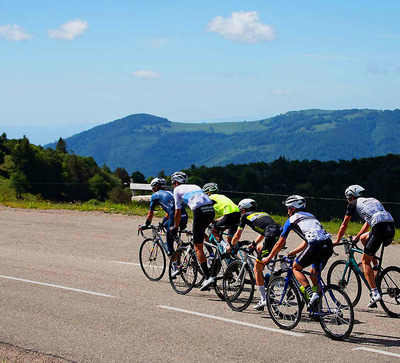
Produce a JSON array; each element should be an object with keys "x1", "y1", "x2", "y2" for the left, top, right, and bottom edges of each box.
[
  {"x1": 238, "y1": 198, "x2": 257, "y2": 211},
  {"x1": 345, "y1": 185, "x2": 365, "y2": 198},
  {"x1": 171, "y1": 171, "x2": 188, "y2": 184},
  {"x1": 202, "y1": 182, "x2": 219, "y2": 193},
  {"x1": 150, "y1": 177, "x2": 166, "y2": 189},
  {"x1": 284, "y1": 195, "x2": 306, "y2": 210}
]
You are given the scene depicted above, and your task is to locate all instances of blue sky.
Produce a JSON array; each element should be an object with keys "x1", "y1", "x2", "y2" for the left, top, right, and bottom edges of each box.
[{"x1": 1, "y1": 0, "x2": 399, "y2": 144}]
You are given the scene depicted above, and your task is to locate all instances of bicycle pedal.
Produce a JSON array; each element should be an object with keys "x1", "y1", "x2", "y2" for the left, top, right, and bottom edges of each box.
[{"x1": 369, "y1": 302, "x2": 378, "y2": 308}]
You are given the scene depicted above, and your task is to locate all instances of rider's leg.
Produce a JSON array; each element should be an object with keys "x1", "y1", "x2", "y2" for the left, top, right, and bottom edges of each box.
[
  {"x1": 362, "y1": 253, "x2": 377, "y2": 290},
  {"x1": 360, "y1": 232, "x2": 378, "y2": 268}
]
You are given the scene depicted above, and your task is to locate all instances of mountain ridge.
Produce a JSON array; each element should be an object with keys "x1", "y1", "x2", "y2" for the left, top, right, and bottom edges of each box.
[{"x1": 46, "y1": 109, "x2": 400, "y2": 176}]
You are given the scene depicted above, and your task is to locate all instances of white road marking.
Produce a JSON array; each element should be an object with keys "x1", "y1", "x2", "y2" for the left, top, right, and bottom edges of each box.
[
  {"x1": 158, "y1": 305, "x2": 304, "y2": 337},
  {"x1": 112, "y1": 261, "x2": 163, "y2": 269},
  {"x1": 0, "y1": 275, "x2": 116, "y2": 298},
  {"x1": 352, "y1": 347, "x2": 400, "y2": 358}
]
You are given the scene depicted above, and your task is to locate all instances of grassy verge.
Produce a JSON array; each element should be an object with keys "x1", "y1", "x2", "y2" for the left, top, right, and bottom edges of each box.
[{"x1": 1, "y1": 200, "x2": 399, "y2": 243}]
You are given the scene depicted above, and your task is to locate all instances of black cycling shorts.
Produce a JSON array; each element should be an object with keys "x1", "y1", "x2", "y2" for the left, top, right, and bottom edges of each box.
[
  {"x1": 257, "y1": 224, "x2": 281, "y2": 261},
  {"x1": 192, "y1": 205, "x2": 215, "y2": 245},
  {"x1": 213, "y1": 212, "x2": 241, "y2": 236},
  {"x1": 296, "y1": 238, "x2": 333, "y2": 272},
  {"x1": 365, "y1": 222, "x2": 395, "y2": 256}
]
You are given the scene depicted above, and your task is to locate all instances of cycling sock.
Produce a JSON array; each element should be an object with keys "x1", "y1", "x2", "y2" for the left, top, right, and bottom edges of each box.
[
  {"x1": 200, "y1": 262, "x2": 211, "y2": 279},
  {"x1": 305, "y1": 285, "x2": 314, "y2": 298},
  {"x1": 371, "y1": 288, "x2": 379, "y2": 296},
  {"x1": 258, "y1": 285, "x2": 266, "y2": 301}
]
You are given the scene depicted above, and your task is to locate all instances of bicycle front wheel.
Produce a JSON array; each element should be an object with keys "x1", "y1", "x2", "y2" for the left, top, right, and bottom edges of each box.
[
  {"x1": 377, "y1": 266, "x2": 400, "y2": 318},
  {"x1": 211, "y1": 255, "x2": 235, "y2": 300},
  {"x1": 266, "y1": 276, "x2": 302, "y2": 330},
  {"x1": 223, "y1": 260, "x2": 255, "y2": 312},
  {"x1": 327, "y1": 260, "x2": 362, "y2": 307},
  {"x1": 319, "y1": 284, "x2": 354, "y2": 340},
  {"x1": 139, "y1": 238, "x2": 166, "y2": 281},
  {"x1": 168, "y1": 247, "x2": 198, "y2": 295}
]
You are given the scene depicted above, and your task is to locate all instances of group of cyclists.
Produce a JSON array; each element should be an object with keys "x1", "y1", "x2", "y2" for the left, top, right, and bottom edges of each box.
[{"x1": 141, "y1": 171, "x2": 395, "y2": 310}]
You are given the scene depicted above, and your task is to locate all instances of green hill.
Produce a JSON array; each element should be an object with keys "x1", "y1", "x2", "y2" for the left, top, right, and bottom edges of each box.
[{"x1": 46, "y1": 109, "x2": 400, "y2": 176}]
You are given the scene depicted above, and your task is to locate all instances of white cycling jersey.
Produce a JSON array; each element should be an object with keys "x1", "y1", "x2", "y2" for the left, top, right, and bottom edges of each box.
[
  {"x1": 346, "y1": 197, "x2": 394, "y2": 227},
  {"x1": 174, "y1": 184, "x2": 212, "y2": 211}
]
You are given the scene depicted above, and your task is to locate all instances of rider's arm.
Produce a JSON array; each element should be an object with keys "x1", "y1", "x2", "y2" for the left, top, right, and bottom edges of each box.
[
  {"x1": 288, "y1": 240, "x2": 307, "y2": 256},
  {"x1": 334, "y1": 215, "x2": 351, "y2": 244},
  {"x1": 174, "y1": 208, "x2": 181, "y2": 229},
  {"x1": 230, "y1": 228, "x2": 243, "y2": 246},
  {"x1": 355, "y1": 221, "x2": 370, "y2": 241},
  {"x1": 263, "y1": 236, "x2": 286, "y2": 264}
]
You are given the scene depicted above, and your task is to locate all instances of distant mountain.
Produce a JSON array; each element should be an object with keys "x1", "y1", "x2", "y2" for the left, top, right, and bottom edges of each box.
[{"x1": 46, "y1": 109, "x2": 400, "y2": 176}]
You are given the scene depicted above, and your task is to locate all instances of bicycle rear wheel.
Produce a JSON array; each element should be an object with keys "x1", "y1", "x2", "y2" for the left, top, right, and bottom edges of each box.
[
  {"x1": 266, "y1": 276, "x2": 302, "y2": 330},
  {"x1": 377, "y1": 266, "x2": 400, "y2": 318},
  {"x1": 139, "y1": 238, "x2": 166, "y2": 281},
  {"x1": 223, "y1": 260, "x2": 255, "y2": 312},
  {"x1": 327, "y1": 260, "x2": 362, "y2": 307},
  {"x1": 211, "y1": 254, "x2": 235, "y2": 300},
  {"x1": 169, "y1": 247, "x2": 198, "y2": 295},
  {"x1": 319, "y1": 284, "x2": 354, "y2": 340}
]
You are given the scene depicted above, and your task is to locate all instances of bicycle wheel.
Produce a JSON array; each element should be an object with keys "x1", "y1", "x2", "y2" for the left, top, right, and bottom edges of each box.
[
  {"x1": 168, "y1": 247, "x2": 198, "y2": 295},
  {"x1": 266, "y1": 276, "x2": 302, "y2": 330},
  {"x1": 327, "y1": 260, "x2": 362, "y2": 307},
  {"x1": 319, "y1": 284, "x2": 354, "y2": 340},
  {"x1": 139, "y1": 238, "x2": 166, "y2": 281},
  {"x1": 223, "y1": 260, "x2": 255, "y2": 312},
  {"x1": 211, "y1": 254, "x2": 236, "y2": 300},
  {"x1": 377, "y1": 266, "x2": 400, "y2": 318}
]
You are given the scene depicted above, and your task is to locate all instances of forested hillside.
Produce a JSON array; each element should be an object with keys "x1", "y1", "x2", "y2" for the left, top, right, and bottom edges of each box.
[{"x1": 46, "y1": 109, "x2": 400, "y2": 176}]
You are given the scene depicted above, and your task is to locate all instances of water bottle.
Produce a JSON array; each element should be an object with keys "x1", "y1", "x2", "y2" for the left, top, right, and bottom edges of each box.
[
  {"x1": 264, "y1": 272, "x2": 271, "y2": 287},
  {"x1": 207, "y1": 253, "x2": 215, "y2": 268}
]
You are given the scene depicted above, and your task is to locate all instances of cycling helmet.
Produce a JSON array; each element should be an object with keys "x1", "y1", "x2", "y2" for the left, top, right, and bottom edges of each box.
[
  {"x1": 171, "y1": 171, "x2": 188, "y2": 184},
  {"x1": 345, "y1": 185, "x2": 365, "y2": 198},
  {"x1": 150, "y1": 177, "x2": 166, "y2": 189},
  {"x1": 202, "y1": 182, "x2": 219, "y2": 193},
  {"x1": 238, "y1": 198, "x2": 257, "y2": 211},
  {"x1": 284, "y1": 195, "x2": 306, "y2": 210}
]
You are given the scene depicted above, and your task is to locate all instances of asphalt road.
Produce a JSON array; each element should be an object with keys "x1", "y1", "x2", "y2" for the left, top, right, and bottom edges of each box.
[{"x1": 0, "y1": 207, "x2": 399, "y2": 363}]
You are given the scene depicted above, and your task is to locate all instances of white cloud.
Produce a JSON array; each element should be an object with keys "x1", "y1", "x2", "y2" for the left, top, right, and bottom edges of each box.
[
  {"x1": 0, "y1": 24, "x2": 33, "y2": 41},
  {"x1": 48, "y1": 19, "x2": 88, "y2": 40},
  {"x1": 132, "y1": 70, "x2": 161, "y2": 79},
  {"x1": 206, "y1": 11, "x2": 277, "y2": 43},
  {"x1": 272, "y1": 89, "x2": 291, "y2": 96}
]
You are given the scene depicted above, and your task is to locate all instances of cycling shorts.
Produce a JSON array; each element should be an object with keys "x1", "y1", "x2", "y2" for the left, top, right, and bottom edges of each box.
[
  {"x1": 192, "y1": 205, "x2": 215, "y2": 245},
  {"x1": 257, "y1": 224, "x2": 281, "y2": 261},
  {"x1": 296, "y1": 238, "x2": 333, "y2": 272},
  {"x1": 364, "y1": 222, "x2": 395, "y2": 256},
  {"x1": 213, "y1": 212, "x2": 240, "y2": 236}
]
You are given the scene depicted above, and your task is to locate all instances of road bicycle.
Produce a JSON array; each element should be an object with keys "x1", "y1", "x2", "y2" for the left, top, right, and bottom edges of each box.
[
  {"x1": 327, "y1": 237, "x2": 400, "y2": 318},
  {"x1": 138, "y1": 223, "x2": 189, "y2": 281},
  {"x1": 168, "y1": 227, "x2": 236, "y2": 297},
  {"x1": 222, "y1": 242, "x2": 280, "y2": 312},
  {"x1": 266, "y1": 255, "x2": 354, "y2": 340}
]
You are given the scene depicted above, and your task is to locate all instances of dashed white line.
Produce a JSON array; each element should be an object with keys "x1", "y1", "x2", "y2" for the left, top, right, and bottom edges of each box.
[
  {"x1": 158, "y1": 305, "x2": 304, "y2": 337},
  {"x1": 113, "y1": 261, "x2": 140, "y2": 266},
  {"x1": 0, "y1": 275, "x2": 116, "y2": 298},
  {"x1": 352, "y1": 347, "x2": 400, "y2": 358}
]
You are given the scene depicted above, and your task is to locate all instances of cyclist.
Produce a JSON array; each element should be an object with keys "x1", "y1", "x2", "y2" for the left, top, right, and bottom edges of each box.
[
  {"x1": 334, "y1": 185, "x2": 395, "y2": 307},
  {"x1": 170, "y1": 171, "x2": 216, "y2": 291},
  {"x1": 228, "y1": 198, "x2": 281, "y2": 310},
  {"x1": 264, "y1": 195, "x2": 333, "y2": 308},
  {"x1": 202, "y1": 182, "x2": 240, "y2": 244},
  {"x1": 141, "y1": 177, "x2": 188, "y2": 257}
]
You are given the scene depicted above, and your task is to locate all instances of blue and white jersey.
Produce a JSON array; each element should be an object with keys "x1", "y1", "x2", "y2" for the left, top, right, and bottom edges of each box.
[
  {"x1": 281, "y1": 211, "x2": 331, "y2": 243},
  {"x1": 173, "y1": 184, "x2": 212, "y2": 211},
  {"x1": 150, "y1": 190, "x2": 187, "y2": 216}
]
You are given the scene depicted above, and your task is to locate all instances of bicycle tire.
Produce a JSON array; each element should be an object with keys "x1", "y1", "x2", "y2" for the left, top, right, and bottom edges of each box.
[
  {"x1": 211, "y1": 254, "x2": 236, "y2": 300},
  {"x1": 168, "y1": 247, "x2": 198, "y2": 295},
  {"x1": 266, "y1": 276, "x2": 302, "y2": 330},
  {"x1": 377, "y1": 265, "x2": 400, "y2": 318},
  {"x1": 327, "y1": 259, "x2": 362, "y2": 307},
  {"x1": 139, "y1": 238, "x2": 166, "y2": 281},
  {"x1": 223, "y1": 260, "x2": 255, "y2": 312},
  {"x1": 194, "y1": 260, "x2": 205, "y2": 288},
  {"x1": 319, "y1": 284, "x2": 354, "y2": 340}
]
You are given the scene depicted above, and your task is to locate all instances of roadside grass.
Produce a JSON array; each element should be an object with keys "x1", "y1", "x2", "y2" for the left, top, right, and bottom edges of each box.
[{"x1": 1, "y1": 199, "x2": 399, "y2": 243}]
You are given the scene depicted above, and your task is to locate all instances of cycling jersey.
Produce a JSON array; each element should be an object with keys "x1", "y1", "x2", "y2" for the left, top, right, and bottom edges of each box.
[
  {"x1": 281, "y1": 211, "x2": 331, "y2": 243},
  {"x1": 174, "y1": 184, "x2": 212, "y2": 211},
  {"x1": 238, "y1": 212, "x2": 279, "y2": 236},
  {"x1": 150, "y1": 190, "x2": 187, "y2": 217},
  {"x1": 209, "y1": 194, "x2": 239, "y2": 216},
  {"x1": 346, "y1": 197, "x2": 394, "y2": 227}
]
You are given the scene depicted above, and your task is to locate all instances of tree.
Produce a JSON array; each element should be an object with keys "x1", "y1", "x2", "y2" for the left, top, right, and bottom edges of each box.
[
  {"x1": 131, "y1": 171, "x2": 146, "y2": 183},
  {"x1": 56, "y1": 137, "x2": 67, "y2": 154},
  {"x1": 10, "y1": 170, "x2": 29, "y2": 198},
  {"x1": 114, "y1": 167, "x2": 130, "y2": 184}
]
